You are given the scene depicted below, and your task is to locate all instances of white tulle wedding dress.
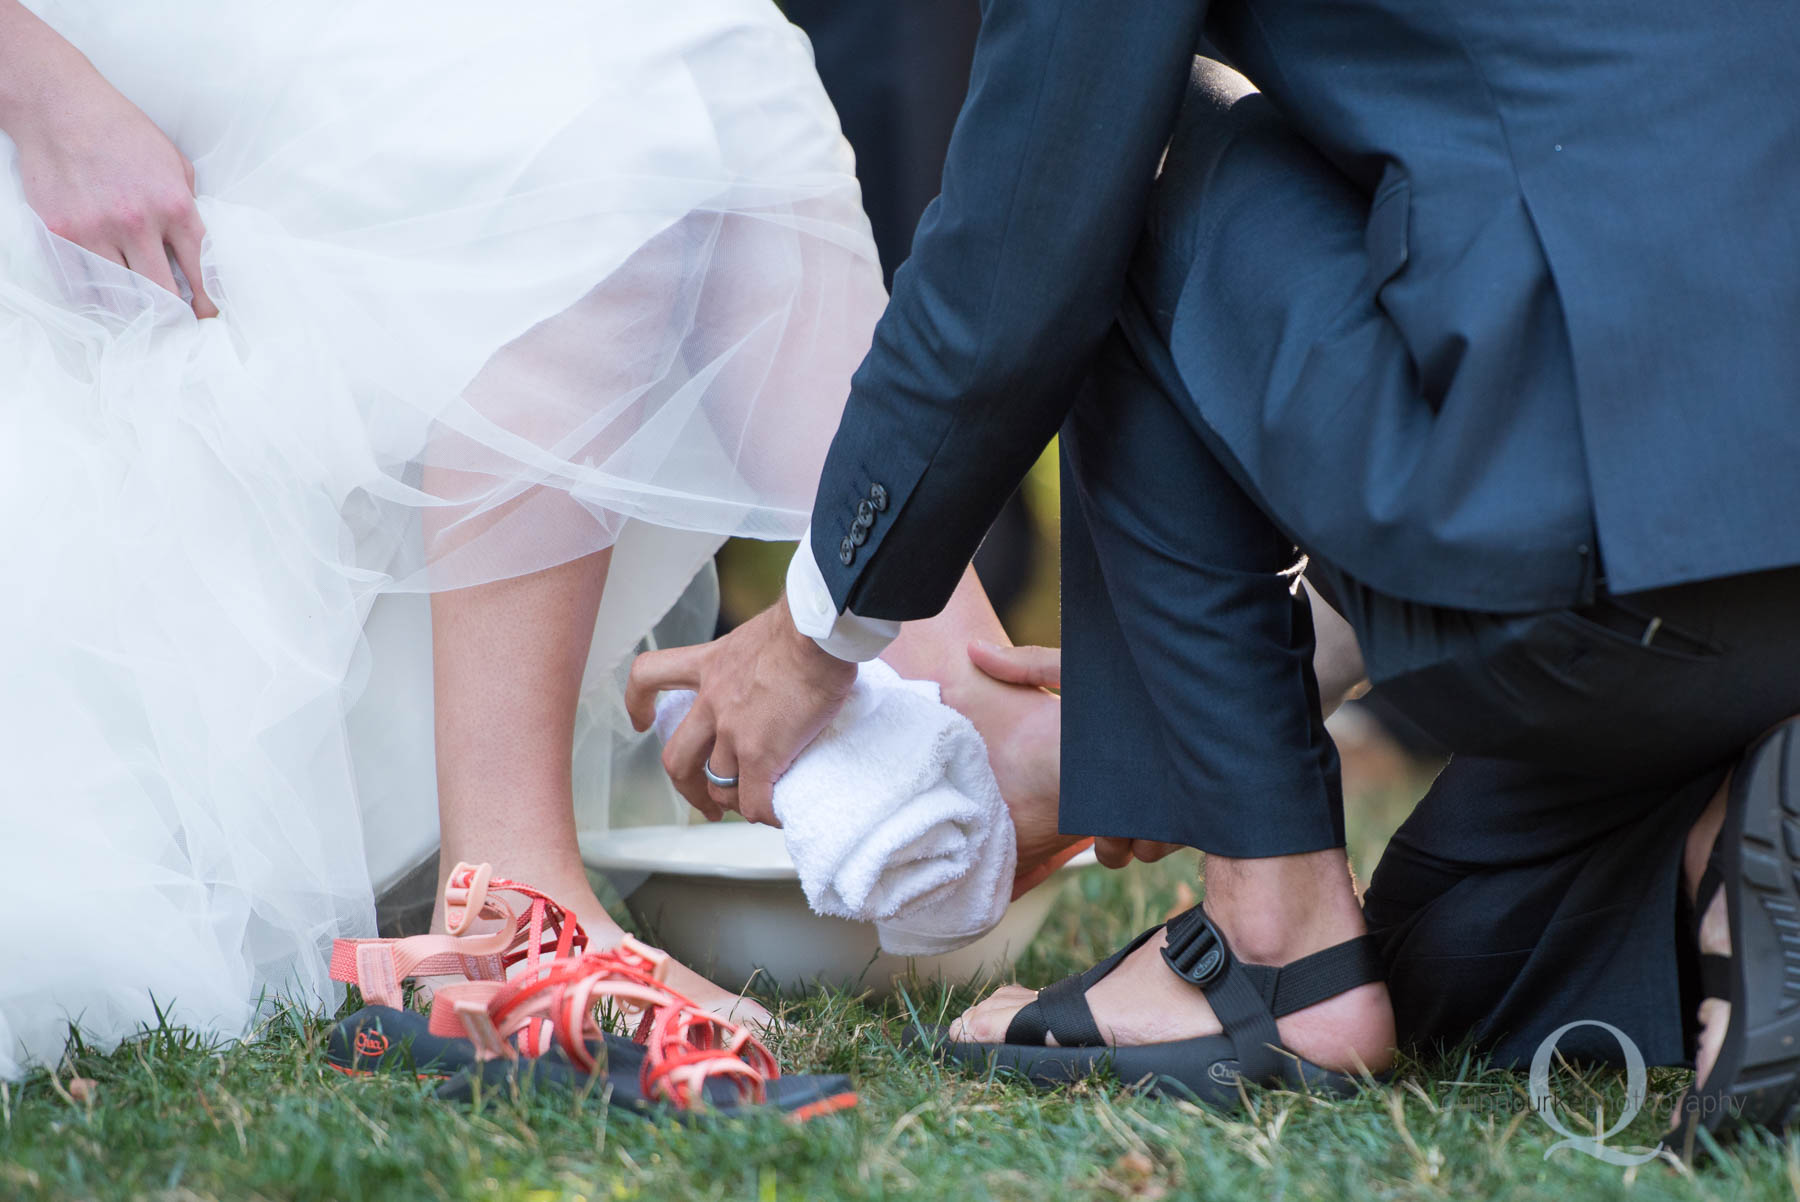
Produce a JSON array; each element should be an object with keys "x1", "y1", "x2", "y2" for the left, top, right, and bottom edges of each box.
[{"x1": 0, "y1": 0, "x2": 885, "y2": 1078}]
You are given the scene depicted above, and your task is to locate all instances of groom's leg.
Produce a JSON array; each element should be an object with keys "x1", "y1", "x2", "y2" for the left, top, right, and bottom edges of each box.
[
  {"x1": 1115, "y1": 64, "x2": 1800, "y2": 1074},
  {"x1": 1060, "y1": 328, "x2": 1343, "y2": 856},
  {"x1": 1058, "y1": 317, "x2": 1746, "y2": 1073},
  {"x1": 1364, "y1": 756, "x2": 1725, "y2": 1069},
  {"x1": 969, "y1": 313, "x2": 1391, "y2": 1075},
  {"x1": 957, "y1": 58, "x2": 1395, "y2": 1073}
]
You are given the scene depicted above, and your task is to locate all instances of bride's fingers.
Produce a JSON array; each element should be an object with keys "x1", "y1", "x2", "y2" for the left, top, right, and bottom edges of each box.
[
  {"x1": 660, "y1": 706, "x2": 723, "y2": 819},
  {"x1": 122, "y1": 235, "x2": 181, "y2": 296},
  {"x1": 168, "y1": 219, "x2": 217, "y2": 318},
  {"x1": 625, "y1": 645, "x2": 707, "y2": 731},
  {"x1": 968, "y1": 641, "x2": 1061, "y2": 690}
]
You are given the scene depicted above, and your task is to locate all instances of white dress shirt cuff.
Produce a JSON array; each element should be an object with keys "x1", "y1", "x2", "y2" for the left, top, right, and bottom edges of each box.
[{"x1": 785, "y1": 532, "x2": 900, "y2": 662}]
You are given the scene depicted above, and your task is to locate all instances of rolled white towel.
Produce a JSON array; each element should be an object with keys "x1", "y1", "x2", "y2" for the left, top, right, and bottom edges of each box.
[{"x1": 652, "y1": 658, "x2": 1016, "y2": 955}]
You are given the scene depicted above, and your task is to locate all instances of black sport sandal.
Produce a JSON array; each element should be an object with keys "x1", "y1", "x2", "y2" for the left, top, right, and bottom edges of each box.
[
  {"x1": 917, "y1": 902, "x2": 1388, "y2": 1105},
  {"x1": 1677, "y1": 716, "x2": 1800, "y2": 1154}
]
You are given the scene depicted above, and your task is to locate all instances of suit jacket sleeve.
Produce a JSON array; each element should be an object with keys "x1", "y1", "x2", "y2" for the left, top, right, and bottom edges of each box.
[{"x1": 809, "y1": 0, "x2": 1210, "y2": 620}]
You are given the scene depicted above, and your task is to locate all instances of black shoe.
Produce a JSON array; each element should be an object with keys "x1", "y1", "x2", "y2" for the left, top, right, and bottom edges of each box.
[{"x1": 436, "y1": 1032, "x2": 859, "y2": 1123}]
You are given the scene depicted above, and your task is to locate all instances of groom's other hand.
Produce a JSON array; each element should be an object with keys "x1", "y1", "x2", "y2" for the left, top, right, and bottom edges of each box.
[
  {"x1": 968, "y1": 642, "x2": 1060, "y2": 691},
  {"x1": 1094, "y1": 837, "x2": 1181, "y2": 870},
  {"x1": 627, "y1": 593, "x2": 857, "y2": 825}
]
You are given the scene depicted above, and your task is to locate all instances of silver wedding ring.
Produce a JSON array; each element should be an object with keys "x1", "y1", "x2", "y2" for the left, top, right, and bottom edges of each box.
[{"x1": 703, "y1": 758, "x2": 739, "y2": 790}]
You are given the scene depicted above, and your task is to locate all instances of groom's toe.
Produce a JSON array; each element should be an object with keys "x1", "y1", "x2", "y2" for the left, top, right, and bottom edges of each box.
[{"x1": 951, "y1": 985, "x2": 1037, "y2": 1042}]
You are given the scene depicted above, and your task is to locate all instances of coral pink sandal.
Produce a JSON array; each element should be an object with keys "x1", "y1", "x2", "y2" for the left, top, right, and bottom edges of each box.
[
  {"x1": 324, "y1": 862, "x2": 588, "y2": 1077},
  {"x1": 433, "y1": 946, "x2": 858, "y2": 1122},
  {"x1": 426, "y1": 933, "x2": 683, "y2": 1050},
  {"x1": 332, "y1": 861, "x2": 588, "y2": 1008},
  {"x1": 325, "y1": 863, "x2": 855, "y2": 1119}
]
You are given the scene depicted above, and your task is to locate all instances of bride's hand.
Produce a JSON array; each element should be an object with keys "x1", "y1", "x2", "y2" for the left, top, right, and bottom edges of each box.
[{"x1": 0, "y1": 3, "x2": 216, "y2": 317}]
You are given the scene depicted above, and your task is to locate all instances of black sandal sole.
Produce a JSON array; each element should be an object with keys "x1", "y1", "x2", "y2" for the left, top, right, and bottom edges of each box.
[
  {"x1": 912, "y1": 1023, "x2": 1368, "y2": 1106},
  {"x1": 435, "y1": 1035, "x2": 859, "y2": 1123},
  {"x1": 1686, "y1": 717, "x2": 1800, "y2": 1146},
  {"x1": 324, "y1": 1006, "x2": 474, "y2": 1080},
  {"x1": 329, "y1": 1006, "x2": 857, "y2": 1122}
]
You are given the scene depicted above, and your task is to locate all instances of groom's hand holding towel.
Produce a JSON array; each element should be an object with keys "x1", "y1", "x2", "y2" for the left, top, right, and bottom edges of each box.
[{"x1": 652, "y1": 659, "x2": 1017, "y2": 955}]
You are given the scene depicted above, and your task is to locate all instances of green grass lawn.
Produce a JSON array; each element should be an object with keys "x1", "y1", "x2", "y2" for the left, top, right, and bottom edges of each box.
[{"x1": 6, "y1": 829, "x2": 1797, "y2": 1202}]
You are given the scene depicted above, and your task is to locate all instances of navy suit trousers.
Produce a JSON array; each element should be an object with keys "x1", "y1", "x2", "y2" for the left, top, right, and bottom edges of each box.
[{"x1": 1062, "y1": 62, "x2": 1800, "y2": 1066}]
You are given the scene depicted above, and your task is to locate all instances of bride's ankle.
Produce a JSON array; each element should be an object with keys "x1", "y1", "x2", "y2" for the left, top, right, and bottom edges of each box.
[
  {"x1": 523, "y1": 877, "x2": 620, "y2": 946},
  {"x1": 430, "y1": 855, "x2": 619, "y2": 941}
]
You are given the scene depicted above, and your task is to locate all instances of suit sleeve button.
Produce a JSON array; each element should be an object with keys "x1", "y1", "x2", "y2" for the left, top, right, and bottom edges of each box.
[
  {"x1": 850, "y1": 521, "x2": 868, "y2": 546},
  {"x1": 869, "y1": 483, "x2": 889, "y2": 512},
  {"x1": 838, "y1": 536, "x2": 856, "y2": 566},
  {"x1": 856, "y1": 499, "x2": 876, "y2": 527}
]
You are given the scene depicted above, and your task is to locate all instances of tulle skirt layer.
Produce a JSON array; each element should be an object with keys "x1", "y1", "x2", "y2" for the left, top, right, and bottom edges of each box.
[{"x1": 0, "y1": 0, "x2": 884, "y2": 1077}]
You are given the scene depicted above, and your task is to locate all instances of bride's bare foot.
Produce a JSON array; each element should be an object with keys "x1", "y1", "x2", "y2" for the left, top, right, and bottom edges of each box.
[
  {"x1": 426, "y1": 860, "x2": 772, "y2": 1030},
  {"x1": 943, "y1": 641, "x2": 1076, "y2": 878},
  {"x1": 587, "y1": 911, "x2": 775, "y2": 1031}
]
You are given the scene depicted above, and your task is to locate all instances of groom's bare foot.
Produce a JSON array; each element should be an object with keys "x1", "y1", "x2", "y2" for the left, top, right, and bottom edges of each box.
[
  {"x1": 948, "y1": 850, "x2": 1396, "y2": 1076},
  {"x1": 1671, "y1": 775, "x2": 1732, "y2": 1130},
  {"x1": 949, "y1": 928, "x2": 1395, "y2": 1074}
]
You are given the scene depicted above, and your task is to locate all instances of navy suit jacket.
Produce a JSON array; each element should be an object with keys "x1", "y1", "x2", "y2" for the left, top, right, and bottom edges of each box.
[{"x1": 809, "y1": 0, "x2": 1800, "y2": 619}]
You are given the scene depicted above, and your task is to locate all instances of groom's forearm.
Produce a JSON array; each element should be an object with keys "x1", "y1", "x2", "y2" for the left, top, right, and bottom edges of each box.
[{"x1": 806, "y1": 0, "x2": 1209, "y2": 625}]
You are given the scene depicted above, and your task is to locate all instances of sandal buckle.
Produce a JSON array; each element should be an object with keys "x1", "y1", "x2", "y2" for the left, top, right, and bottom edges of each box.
[{"x1": 1161, "y1": 909, "x2": 1227, "y2": 988}]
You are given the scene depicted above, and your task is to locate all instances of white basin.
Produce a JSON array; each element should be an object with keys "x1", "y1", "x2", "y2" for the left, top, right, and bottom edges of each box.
[{"x1": 581, "y1": 823, "x2": 1094, "y2": 998}]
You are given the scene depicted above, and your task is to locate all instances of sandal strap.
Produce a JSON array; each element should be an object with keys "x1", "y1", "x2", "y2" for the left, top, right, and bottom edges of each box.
[
  {"x1": 330, "y1": 861, "x2": 588, "y2": 1009},
  {"x1": 639, "y1": 999, "x2": 779, "y2": 1108},
  {"x1": 330, "y1": 933, "x2": 512, "y2": 1010},
  {"x1": 1000, "y1": 905, "x2": 1387, "y2": 1083},
  {"x1": 1692, "y1": 854, "x2": 1733, "y2": 1000},
  {"x1": 1162, "y1": 907, "x2": 1386, "y2": 1080},
  {"x1": 1161, "y1": 911, "x2": 1386, "y2": 1019},
  {"x1": 1699, "y1": 952, "x2": 1734, "y2": 1001},
  {"x1": 1696, "y1": 861, "x2": 1726, "y2": 920},
  {"x1": 1006, "y1": 974, "x2": 1106, "y2": 1047},
  {"x1": 1002, "y1": 922, "x2": 1167, "y2": 1047},
  {"x1": 439, "y1": 946, "x2": 669, "y2": 1063},
  {"x1": 1240, "y1": 935, "x2": 1388, "y2": 1018},
  {"x1": 449, "y1": 945, "x2": 780, "y2": 1109},
  {"x1": 1161, "y1": 906, "x2": 1284, "y2": 1082}
]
